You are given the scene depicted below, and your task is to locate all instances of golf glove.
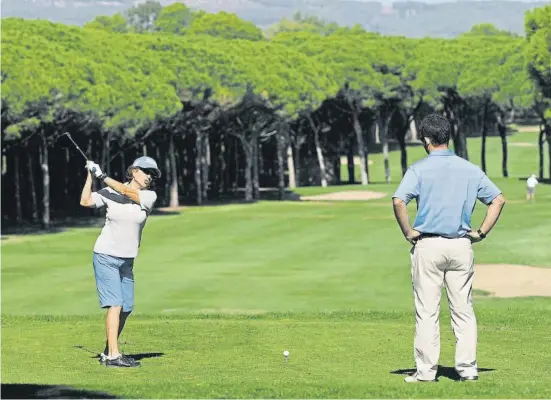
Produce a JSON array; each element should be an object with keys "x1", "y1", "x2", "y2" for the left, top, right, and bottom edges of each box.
[{"x1": 86, "y1": 161, "x2": 105, "y2": 179}]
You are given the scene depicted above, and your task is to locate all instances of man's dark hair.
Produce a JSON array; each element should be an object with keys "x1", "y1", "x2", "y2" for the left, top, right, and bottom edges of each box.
[{"x1": 419, "y1": 114, "x2": 451, "y2": 146}]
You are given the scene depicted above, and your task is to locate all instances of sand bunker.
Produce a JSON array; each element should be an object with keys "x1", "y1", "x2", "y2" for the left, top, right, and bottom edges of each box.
[
  {"x1": 300, "y1": 191, "x2": 387, "y2": 201},
  {"x1": 515, "y1": 126, "x2": 539, "y2": 133},
  {"x1": 475, "y1": 264, "x2": 551, "y2": 298},
  {"x1": 510, "y1": 142, "x2": 536, "y2": 147}
]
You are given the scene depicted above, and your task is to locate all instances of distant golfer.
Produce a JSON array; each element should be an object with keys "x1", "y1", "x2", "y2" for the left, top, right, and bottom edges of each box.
[
  {"x1": 526, "y1": 174, "x2": 538, "y2": 202},
  {"x1": 80, "y1": 156, "x2": 160, "y2": 368},
  {"x1": 392, "y1": 114, "x2": 506, "y2": 383}
]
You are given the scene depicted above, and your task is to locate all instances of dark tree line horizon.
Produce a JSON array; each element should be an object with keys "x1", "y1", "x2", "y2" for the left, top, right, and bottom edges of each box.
[{"x1": 1, "y1": 3, "x2": 550, "y2": 230}]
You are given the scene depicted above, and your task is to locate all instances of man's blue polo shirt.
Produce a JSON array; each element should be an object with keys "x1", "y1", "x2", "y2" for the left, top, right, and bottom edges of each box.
[{"x1": 392, "y1": 149, "x2": 502, "y2": 238}]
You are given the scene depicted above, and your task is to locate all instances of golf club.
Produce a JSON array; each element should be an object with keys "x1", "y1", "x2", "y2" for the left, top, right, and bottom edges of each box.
[{"x1": 61, "y1": 132, "x2": 88, "y2": 161}]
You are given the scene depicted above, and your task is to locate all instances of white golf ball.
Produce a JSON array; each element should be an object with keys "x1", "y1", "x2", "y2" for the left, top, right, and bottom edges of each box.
[{"x1": 283, "y1": 350, "x2": 290, "y2": 357}]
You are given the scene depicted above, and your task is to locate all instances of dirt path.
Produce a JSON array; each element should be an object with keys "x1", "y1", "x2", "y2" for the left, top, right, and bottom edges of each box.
[{"x1": 475, "y1": 264, "x2": 551, "y2": 297}]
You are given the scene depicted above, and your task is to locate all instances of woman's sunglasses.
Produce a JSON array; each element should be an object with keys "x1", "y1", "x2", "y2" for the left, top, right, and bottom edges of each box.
[{"x1": 139, "y1": 168, "x2": 160, "y2": 179}]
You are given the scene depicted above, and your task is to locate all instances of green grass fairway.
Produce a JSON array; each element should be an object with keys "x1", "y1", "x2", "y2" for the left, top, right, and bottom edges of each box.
[{"x1": 2, "y1": 131, "x2": 551, "y2": 398}]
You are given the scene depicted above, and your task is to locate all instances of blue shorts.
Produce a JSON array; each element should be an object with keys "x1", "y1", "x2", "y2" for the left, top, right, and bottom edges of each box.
[{"x1": 93, "y1": 252, "x2": 135, "y2": 312}]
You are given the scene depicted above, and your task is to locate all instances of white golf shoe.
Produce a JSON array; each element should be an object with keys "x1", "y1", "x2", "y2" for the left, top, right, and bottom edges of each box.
[{"x1": 404, "y1": 372, "x2": 438, "y2": 383}]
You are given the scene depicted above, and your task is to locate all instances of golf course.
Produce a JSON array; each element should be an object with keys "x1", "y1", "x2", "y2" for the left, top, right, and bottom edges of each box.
[{"x1": 2, "y1": 129, "x2": 550, "y2": 398}]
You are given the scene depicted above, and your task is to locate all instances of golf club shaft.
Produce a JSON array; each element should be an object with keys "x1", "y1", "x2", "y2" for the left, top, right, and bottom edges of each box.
[{"x1": 63, "y1": 132, "x2": 88, "y2": 161}]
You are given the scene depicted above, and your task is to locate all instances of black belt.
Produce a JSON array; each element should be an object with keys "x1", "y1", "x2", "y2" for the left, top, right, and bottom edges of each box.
[{"x1": 418, "y1": 233, "x2": 452, "y2": 240}]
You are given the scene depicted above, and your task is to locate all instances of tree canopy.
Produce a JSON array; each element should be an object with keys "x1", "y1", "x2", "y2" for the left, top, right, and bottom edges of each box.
[{"x1": 1, "y1": 4, "x2": 550, "y2": 228}]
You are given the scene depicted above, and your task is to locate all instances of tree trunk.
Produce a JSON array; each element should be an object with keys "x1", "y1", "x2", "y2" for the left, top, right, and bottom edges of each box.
[
  {"x1": 352, "y1": 112, "x2": 369, "y2": 185},
  {"x1": 375, "y1": 121, "x2": 380, "y2": 144},
  {"x1": 202, "y1": 135, "x2": 210, "y2": 201},
  {"x1": 497, "y1": 112, "x2": 508, "y2": 178},
  {"x1": 454, "y1": 123, "x2": 466, "y2": 159},
  {"x1": 27, "y1": 152, "x2": 38, "y2": 223},
  {"x1": 308, "y1": 116, "x2": 327, "y2": 188},
  {"x1": 169, "y1": 134, "x2": 179, "y2": 207},
  {"x1": 397, "y1": 127, "x2": 408, "y2": 177},
  {"x1": 39, "y1": 133, "x2": 50, "y2": 229},
  {"x1": 234, "y1": 139, "x2": 239, "y2": 192},
  {"x1": 277, "y1": 131, "x2": 286, "y2": 200},
  {"x1": 481, "y1": 125, "x2": 487, "y2": 174},
  {"x1": 164, "y1": 144, "x2": 170, "y2": 205},
  {"x1": 121, "y1": 151, "x2": 127, "y2": 182},
  {"x1": 195, "y1": 131, "x2": 202, "y2": 205},
  {"x1": 538, "y1": 125, "x2": 545, "y2": 180},
  {"x1": 220, "y1": 139, "x2": 228, "y2": 195},
  {"x1": 380, "y1": 113, "x2": 392, "y2": 183},
  {"x1": 334, "y1": 155, "x2": 341, "y2": 184},
  {"x1": 313, "y1": 129, "x2": 327, "y2": 188},
  {"x1": 103, "y1": 133, "x2": 111, "y2": 177},
  {"x1": 363, "y1": 152, "x2": 370, "y2": 185},
  {"x1": 508, "y1": 108, "x2": 515, "y2": 123},
  {"x1": 252, "y1": 136, "x2": 260, "y2": 199},
  {"x1": 347, "y1": 140, "x2": 355, "y2": 184},
  {"x1": 244, "y1": 143, "x2": 253, "y2": 202},
  {"x1": 286, "y1": 144, "x2": 296, "y2": 189},
  {"x1": 448, "y1": 109, "x2": 467, "y2": 160},
  {"x1": 294, "y1": 141, "x2": 301, "y2": 187},
  {"x1": 481, "y1": 104, "x2": 488, "y2": 173},
  {"x1": 546, "y1": 124, "x2": 551, "y2": 179},
  {"x1": 100, "y1": 134, "x2": 111, "y2": 177},
  {"x1": 459, "y1": 120, "x2": 469, "y2": 160},
  {"x1": 14, "y1": 148, "x2": 22, "y2": 224},
  {"x1": 409, "y1": 118, "x2": 418, "y2": 141}
]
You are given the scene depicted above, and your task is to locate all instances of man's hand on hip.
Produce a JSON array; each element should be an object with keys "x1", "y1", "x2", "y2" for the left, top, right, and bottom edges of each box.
[
  {"x1": 406, "y1": 229, "x2": 421, "y2": 245},
  {"x1": 467, "y1": 230, "x2": 483, "y2": 243}
]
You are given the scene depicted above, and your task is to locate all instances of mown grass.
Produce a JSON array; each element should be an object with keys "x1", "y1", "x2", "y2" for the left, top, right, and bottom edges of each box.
[{"x1": 1, "y1": 130, "x2": 550, "y2": 398}]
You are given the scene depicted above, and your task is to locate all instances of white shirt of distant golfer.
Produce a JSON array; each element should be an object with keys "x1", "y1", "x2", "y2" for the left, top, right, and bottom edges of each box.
[{"x1": 527, "y1": 176, "x2": 538, "y2": 189}]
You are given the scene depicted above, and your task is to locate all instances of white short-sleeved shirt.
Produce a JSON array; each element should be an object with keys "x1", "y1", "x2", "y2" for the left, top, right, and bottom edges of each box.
[
  {"x1": 527, "y1": 176, "x2": 538, "y2": 189},
  {"x1": 91, "y1": 186, "x2": 157, "y2": 259}
]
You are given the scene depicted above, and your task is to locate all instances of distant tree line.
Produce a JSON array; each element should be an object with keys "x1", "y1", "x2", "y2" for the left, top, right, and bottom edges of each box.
[
  {"x1": 1, "y1": 0, "x2": 547, "y2": 38},
  {"x1": 1, "y1": 2, "x2": 550, "y2": 229}
]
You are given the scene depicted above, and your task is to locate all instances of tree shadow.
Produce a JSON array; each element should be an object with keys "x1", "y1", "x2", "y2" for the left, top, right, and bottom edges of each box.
[
  {"x1": 518, "y1": 177, "x2": 551, "y2": 185},
  {"x1": 1, "y1": 210, "x2": 180, "y2": 237},
  {"x1": 2, "y1": 184, "x2": 390, "y2": 235},
  {"x1": 390, "y1": 366, "x2": 496, "y2": 381},
  {"x1": 0, "y1": 383, "x2": 118, "y2": 399},
  {"x1": 1, "y1": 217, "x2": 104, "y2": 237}
]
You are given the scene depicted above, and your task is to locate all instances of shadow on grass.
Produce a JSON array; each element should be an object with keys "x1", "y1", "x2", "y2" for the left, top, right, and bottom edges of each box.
[
  {"x1": 2, "y1": 184, "x2": 392, "y2": 237},
  {"x1": 89, "y1": 352, "x2": 165, "y2": 362},
  {"x1": 1, "y1": 210, "x2": 180, "y2": 238},
  {"x1": 391, "y1": 366, "x2": 496, "y2": 381},
  {"x1": 119, "y1": 352, "x2": 165, "y2": 361},
  {"x1": 0, "y1": 383, "x2": 118, "y2": 399},
  {"x1": 74, "y1": 345, "x2": 165, "y2": 362}
]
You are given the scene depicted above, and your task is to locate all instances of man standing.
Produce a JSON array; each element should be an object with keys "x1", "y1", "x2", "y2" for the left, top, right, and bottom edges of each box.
[
  {"x1": 392, "y1": 114, "x2": 506, "y2": 383},
  {"x1": 526, "y1": 174, "x2": 539, "y2": 202}
]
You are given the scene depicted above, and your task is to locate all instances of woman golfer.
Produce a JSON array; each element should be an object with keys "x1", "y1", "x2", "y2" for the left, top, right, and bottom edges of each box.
[{"x1": 80, "y1": 155, "x2": 160, "y2": 368}]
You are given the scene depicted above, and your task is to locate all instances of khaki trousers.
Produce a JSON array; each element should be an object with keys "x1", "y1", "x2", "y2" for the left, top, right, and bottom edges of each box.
[{"x1": 410, "y1": 237, "x2": 478, "y2": 380}]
